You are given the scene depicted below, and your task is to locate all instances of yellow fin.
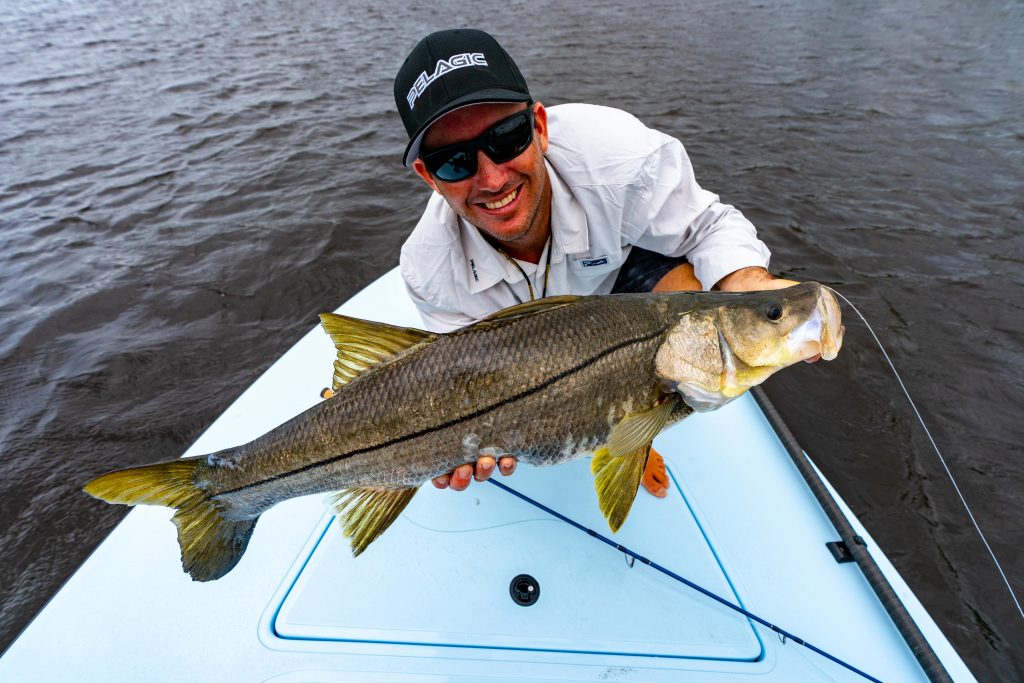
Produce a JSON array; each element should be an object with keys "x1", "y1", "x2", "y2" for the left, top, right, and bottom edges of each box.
[
  {"x1": 607, "y1": 398, "x2": 678, "y2": 458},
  {"x1": 478, "y1": 295, "x2": 583, "y2": 323},
  {"x1": 591, "y1": 444, "x2": 649, "y2": 533},
  {"x1": 319, "y1": 313, "x2": 436, "y2": 391},
  {"x1": 332, "y1": 486, "x2": 418, "y2": 556},
  {"x1": 84, "y1": 458, "x2": 256, "y2": 581},
  {"x1": 591, "y1": 398, "x2": 679, "y2": 532}
]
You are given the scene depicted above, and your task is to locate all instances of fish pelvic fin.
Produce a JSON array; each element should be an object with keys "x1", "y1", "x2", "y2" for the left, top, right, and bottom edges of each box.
[
  {"x1": 83, "y1": 459, "x2": 256, "y2": 582},
  {"x1": 592, "y1": 398, "x2": 678, "y2": 532},
  {"x1": 319, "y1": 313, "x2": 436, "y2": 392},
  {"x1": 332, "y1": 486, "x2": 419, "y2": 556},
  {"x1": 591, "y1": 444, "x2": 649, "y2": 533}
]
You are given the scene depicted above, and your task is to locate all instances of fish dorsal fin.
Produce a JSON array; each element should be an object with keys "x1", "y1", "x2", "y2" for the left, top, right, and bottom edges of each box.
[
  {"x1": 591, "y1": 398, "x2": 678, "y2": 532},
  {"x1": 332, "y1": 486, "x2": 419, "y2": 556},
  {"x1": 479, "y1": 295, "x2": 583, "y2": 323},
  {"x1": 319, "y1": 313, "x2": 436, "y2": 391}
]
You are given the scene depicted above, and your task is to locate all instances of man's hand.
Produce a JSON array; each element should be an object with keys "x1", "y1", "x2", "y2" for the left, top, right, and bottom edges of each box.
[
  {"x1": 432, "y1": 455, "x2": 517, "y2": 491},
  {"x1": 715, "y1": 266, "x2": 798, "y2": 292}
]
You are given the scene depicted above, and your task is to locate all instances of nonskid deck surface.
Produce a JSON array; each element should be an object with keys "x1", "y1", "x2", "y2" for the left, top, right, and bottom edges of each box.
[{"x1": 0, "y1": 269, "x2": 975, "y2": 682}]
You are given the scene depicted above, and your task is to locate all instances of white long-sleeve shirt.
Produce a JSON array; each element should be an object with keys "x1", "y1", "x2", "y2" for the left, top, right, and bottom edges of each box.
[{"x1": 400, "y1": 103, "x2": 771, "y2": 332}]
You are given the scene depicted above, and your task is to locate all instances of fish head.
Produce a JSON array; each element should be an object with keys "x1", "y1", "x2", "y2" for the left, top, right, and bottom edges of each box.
[{"x1": 655, "y1": 282, "x2": 844, "y2": 411}]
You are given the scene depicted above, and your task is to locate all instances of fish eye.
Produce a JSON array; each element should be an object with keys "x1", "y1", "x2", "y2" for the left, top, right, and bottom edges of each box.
[{"x1": 765, "y1": 303, "x2": 783, "y2": 321}]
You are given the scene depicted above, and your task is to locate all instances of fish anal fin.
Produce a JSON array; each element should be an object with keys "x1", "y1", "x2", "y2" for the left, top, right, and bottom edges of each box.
[
  {"x1": 591, "y1": 444, "x2": 650, "y2": 533},
  {"x1": 332, "y1": 486, "x2": 418, "y2": 556},
  {"x1": 478, "y1": 295, "x2": 583, "y2": 323},
  {"x1": 319, "y1": 313, "x2": 436, "y2": 392},
  {"x1": 83, "y1": 458, "x2": 257, "y2": 582}
]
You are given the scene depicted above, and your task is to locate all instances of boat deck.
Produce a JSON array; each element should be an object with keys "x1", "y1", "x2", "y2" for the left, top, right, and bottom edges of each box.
[{"x1": 0, "y1": 269, "x2": 975, "y2": 682}]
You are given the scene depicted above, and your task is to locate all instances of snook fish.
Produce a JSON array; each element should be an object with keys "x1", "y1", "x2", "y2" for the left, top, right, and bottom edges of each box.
[{"x1": 84, "y1": 282, "x2": 843, "y2": 581}]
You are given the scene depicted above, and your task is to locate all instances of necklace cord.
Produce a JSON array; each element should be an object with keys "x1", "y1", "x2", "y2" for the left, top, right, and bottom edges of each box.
[{"x1": 497, "y1": 239, "x2": 552, "y2": 302}]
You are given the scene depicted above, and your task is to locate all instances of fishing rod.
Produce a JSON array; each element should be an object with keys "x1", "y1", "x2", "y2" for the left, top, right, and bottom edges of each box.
[{"x1": 488, "y1": 477, "x2": 886, "y2": 683}]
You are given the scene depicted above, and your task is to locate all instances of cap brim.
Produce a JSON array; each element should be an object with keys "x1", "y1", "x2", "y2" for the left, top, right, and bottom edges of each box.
[{"x1": 402, "y1": 89, "x2": 532, "y2": 167}]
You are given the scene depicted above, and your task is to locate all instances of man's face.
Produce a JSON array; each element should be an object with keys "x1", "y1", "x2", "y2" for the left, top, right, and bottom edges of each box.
[{"x1": 413, "y1": 101, "x2": 551, "y2": 255}]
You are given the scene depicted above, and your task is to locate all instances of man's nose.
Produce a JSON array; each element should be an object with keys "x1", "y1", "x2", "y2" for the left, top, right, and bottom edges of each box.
[{"x1": 474, "y1": 150, "x2": 510, "y2": 191}]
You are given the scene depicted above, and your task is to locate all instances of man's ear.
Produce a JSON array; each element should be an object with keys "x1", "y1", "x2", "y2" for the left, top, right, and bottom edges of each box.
[
  {"x1": 533, "y1": 101, "x2": 549, "y2": 154},
  {"x1": 412, "y1": 158, "x2": 440, "y2": 193}
]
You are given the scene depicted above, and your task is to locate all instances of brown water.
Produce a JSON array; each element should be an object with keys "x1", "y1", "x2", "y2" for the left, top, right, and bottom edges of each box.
[{"x1": 1, "y1": 0, "x2": 1021, "y2": 679}]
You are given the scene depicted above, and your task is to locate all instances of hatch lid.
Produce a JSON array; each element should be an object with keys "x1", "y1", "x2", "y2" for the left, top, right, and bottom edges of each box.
[{"x1": 269, "y1": 455, "x2": 760, "y2": 661}]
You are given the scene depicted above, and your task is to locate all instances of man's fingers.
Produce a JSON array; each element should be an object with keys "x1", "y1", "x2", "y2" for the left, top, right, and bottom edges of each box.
[
  {"x1": 498, "y1": 455, "x2": 517, "y2": 476},
  {"x1": 763, "y1": 278, "x2": 801, "y2": 290},
  {"x1": 474, "y1": 456, "x2": 496, "y2": 482},
  {"x1": 449, "y1": 464, "x2": 473, "y2": 491},
  {"x1": 436, "y1": 456, "x2": 517, "y2": 492}
]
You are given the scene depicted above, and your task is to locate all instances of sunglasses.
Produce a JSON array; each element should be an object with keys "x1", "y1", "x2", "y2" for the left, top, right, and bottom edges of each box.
[{"x1": 421, "y1": 107, "x2": 535, "y2": 182}]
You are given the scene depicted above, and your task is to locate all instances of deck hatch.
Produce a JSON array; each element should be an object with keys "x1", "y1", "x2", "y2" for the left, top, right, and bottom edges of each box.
[{"x1": 269, "y1": 454, "x2": 761, "y2": 661}]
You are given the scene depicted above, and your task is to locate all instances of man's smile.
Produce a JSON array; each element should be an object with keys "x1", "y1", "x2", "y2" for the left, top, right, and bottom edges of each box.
[
  {"x1": 484, "y1": 188, "x2": 518, "y2": 210},
  {"x1": 476, "y1": 184, "x2": 522, "y2": 214}
]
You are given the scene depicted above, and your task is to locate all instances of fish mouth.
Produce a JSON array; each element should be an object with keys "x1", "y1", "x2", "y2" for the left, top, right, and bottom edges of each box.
[
  {"x1": 787, "y1": 289, "x2": 845, "y2": 363},
  {"x1": 819, "y1": 288, "x2": 845, "y2": 359}
]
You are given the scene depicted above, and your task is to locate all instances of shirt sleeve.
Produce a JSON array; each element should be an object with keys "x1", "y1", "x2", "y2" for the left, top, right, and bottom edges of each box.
[{"x1": 623, "y1": 133, "x2": 771, "y2": 290}]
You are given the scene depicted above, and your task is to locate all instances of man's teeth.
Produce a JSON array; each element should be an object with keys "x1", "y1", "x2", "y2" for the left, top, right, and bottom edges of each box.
[{"x1": 484, "y1": 188, "x2": 517, "y2": 210}]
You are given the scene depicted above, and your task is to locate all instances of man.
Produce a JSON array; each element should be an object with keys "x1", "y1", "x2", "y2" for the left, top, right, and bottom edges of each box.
[{"x1": 395, "y1": 29, "x2": 797, "y2": 495}]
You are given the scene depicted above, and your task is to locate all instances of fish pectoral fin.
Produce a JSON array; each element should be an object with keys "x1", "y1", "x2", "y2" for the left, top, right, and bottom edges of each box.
[
  {"x1": 332, "y1": 486, "x2": 419, "y2": 556},
  {"x1": 84, "y1": 458, "x2": 256, "y2": 582},
  {"x1": 607, "y1": 398, "x2": 678, "y2": 459},
  {"x1": 319, "y1": 314, "x2": 436, "y2": 392},
  {"x1": 591, "y1": 443, "x2": 650, "y2": 533},
  {"x1": 478, "y1": 295, "x2": 583, "y2": 324}
]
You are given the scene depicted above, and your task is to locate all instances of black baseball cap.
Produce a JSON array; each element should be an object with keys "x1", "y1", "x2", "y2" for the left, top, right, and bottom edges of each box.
[{"x1": 395, "y1": 29, "x2": 531, "y2": 167}]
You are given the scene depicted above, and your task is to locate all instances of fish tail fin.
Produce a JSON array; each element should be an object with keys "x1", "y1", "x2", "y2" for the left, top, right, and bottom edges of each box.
[{"x1": 84, "y1": 459, "x2": 256, "y2": 581}]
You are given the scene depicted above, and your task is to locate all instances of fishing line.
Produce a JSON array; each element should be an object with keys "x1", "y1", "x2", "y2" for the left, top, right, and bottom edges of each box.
[
  {"x1": 825, "y1": 285, "x2": 1024, "y2": 622},
  {"x1": 488, "y1": 478, "x2": 885, "y2": 683}
]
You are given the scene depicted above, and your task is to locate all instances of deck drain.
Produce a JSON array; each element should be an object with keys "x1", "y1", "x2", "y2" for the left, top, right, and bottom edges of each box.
[{"x1": 509, "y1": 574, "x2": 540, "y2": 606}]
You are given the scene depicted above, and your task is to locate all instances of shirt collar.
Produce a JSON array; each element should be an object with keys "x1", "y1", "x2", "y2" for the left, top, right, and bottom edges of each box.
[
  {"x1": 459, "y1": 217, "x2": 515, "y2": 294},
  {"x1": 546, "y1": 158, "x2": 589, "y2": 259}
]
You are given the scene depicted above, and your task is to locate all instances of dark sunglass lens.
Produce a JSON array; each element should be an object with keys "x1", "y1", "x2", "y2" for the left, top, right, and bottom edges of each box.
[
  {"x1": 485, "y1": 113, "x2": 533, "y2": 162},
  {"x1": 430, "y1": 148, "x2": 475, "y2": 182}
]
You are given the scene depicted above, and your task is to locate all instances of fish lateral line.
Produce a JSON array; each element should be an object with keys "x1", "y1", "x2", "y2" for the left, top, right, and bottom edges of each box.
[{"x1": 214, "y1": 323, "x2": 673, "y2": 497}]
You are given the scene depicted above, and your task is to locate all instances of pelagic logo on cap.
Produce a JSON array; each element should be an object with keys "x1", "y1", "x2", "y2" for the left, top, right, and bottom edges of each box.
[{"x1": 406, "y1": 52, "x2": 488, "y2": 110}]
